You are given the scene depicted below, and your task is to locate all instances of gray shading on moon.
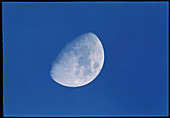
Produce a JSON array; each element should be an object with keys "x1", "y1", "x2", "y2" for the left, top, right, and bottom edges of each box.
[{"x1": 50, "y1": 32, "x2": 104, "y2": 87}]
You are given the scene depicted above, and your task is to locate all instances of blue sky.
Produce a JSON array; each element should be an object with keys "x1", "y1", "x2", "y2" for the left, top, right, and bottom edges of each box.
[{"x1": 3, "y1": 2, "x2": 169, "y2": 116}]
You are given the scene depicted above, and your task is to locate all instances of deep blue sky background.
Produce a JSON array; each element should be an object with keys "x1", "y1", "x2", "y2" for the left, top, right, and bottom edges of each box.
[{"x1": 3, "y1": 2, "x2": 169, "y2": 116}]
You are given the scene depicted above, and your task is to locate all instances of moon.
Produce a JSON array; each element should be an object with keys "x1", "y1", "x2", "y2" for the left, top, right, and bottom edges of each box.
[{"x1": 50, "y1": 32, "x2": 104, "y2": 87}]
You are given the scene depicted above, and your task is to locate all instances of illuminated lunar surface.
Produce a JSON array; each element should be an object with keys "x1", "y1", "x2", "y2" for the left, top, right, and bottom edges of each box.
[{"x1": 50, "y1": 32, "x2": 104, "y2": 87}]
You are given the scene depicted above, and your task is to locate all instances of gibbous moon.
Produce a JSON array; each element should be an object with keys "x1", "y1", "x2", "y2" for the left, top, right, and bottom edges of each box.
[{"x1": 50, "y1": 32, "x2": 104, "y2": 87}]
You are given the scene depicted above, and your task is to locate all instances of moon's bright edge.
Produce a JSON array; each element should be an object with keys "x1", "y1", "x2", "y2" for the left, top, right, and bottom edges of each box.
[{"x1": 50, "y1": 32, "x2": 104, "y2": 87}]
